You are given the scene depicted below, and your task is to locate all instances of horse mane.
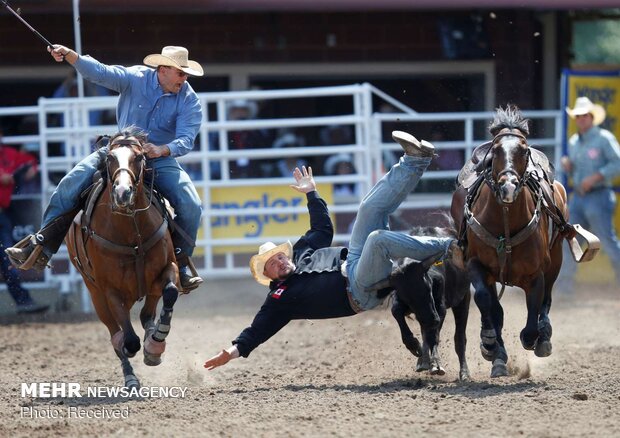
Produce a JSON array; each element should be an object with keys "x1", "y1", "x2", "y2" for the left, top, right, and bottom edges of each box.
[
  {"x1": 488, "y1": 105, "x2": 530, "y2": 137},
  {"x1": 110, "y1": 125, "x2": 148, "y2": 145}
]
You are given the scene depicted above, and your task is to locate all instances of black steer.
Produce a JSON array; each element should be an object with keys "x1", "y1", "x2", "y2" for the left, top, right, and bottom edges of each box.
[{"x1": 387, "y1": 237, "x2": 471, "y2": 381}]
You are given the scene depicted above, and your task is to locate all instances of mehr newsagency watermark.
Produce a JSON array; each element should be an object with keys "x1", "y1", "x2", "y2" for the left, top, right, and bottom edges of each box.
[{"x1": 20, "y1": 382, "x2": 188, "y2": 419}]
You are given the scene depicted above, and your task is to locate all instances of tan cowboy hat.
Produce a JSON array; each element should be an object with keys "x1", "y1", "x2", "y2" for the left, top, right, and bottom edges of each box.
[
  {"x1": 565, "y1": 96, "x2": 606, "y2": 126},
  {"x1": 249, "y1": 241, "x2": 293, "y2": 286},
  {"x1": 143, "y1": 46, "x2": 204, "y2": 77}
]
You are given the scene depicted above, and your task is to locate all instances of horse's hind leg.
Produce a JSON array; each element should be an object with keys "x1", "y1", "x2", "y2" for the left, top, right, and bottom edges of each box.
[
  {"x1": 144, "y1": 279, "x2": 179, "y2": 366},
  {"x1": 452, "y1": 292, "x2": 471, "y2": 381}
]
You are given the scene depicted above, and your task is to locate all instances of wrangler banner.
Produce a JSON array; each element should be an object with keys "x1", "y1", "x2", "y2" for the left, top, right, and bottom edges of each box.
[{"x1": 197, "y1": 184, "x2": 335, "y2": 254}]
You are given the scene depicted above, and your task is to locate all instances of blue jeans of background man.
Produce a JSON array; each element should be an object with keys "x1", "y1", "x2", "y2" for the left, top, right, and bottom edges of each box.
[
  {"x1": 0, "y1": 211, "x2": 35, "y2": 305},
  {"x1": 558, "y1": 188, "x2": 620, "y2": 291},
  {"x1": 42, "y1": 149, "x2": 202, "y2": 257},
  {"x1": 346, "y1": 155, "x2": 454, "y2": 310}
]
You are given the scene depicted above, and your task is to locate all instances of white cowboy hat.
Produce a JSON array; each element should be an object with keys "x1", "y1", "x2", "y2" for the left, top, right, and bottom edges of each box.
[
  {"x1": 143, "y1": 46, "x2": 204, "y2": 77},
  {"x1": 249, "y1": 241, "x2": 293, "y2": 286},
  {"x1": 565, "y1": 96, "x2": 606, "y2": 126}
]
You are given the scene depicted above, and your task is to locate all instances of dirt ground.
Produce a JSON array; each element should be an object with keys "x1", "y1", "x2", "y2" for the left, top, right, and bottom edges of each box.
[{"x1": 0, "y1": 278, "x2": 618, "y2": 438}]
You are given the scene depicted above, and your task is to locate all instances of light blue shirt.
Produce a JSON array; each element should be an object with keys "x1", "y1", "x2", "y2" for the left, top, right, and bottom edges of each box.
[
  {"x1": 567, "y1": 126, "x2": 620, "y2": 188},
  {"x1": 73, "y1": 55, "x2": 202, "y2": 157}
]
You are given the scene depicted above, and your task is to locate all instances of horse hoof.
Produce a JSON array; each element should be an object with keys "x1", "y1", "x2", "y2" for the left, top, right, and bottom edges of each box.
[
  {"x1": 520, "y1": 331, "x2": 536, "y2": 351},
  {"x1": 491, "y1": 359, "x2": 508, "y2": 378},
  {"x1": 430, "y1": 365, "x2": 446, "y2": 376},
  {"x1": 459, "y1": 369, "x2": 471, "y2": 382},
  {"x1": 416, "y1": 360, "x2": 430, "y2": 372},
  {"x1": 480, "y1": 342, "x2": 497, "y2": 362},
  {"x1": 143, "y1": 353, "x2": 162, "y2": 366},
  {"x1": 534, "y1": 340, "x2": 552, "y2": 357}
]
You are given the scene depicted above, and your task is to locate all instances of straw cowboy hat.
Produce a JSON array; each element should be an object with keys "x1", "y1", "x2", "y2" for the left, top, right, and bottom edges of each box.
[
  {"x1": 143, "y1": 46, "x2": 204, "y2": 77},
  {"x1": 565, "y1": 96, "x2": 606, "y2": 126},
  {"x1": 250, "y1": 241, "x2": 293, "y2": 286}
]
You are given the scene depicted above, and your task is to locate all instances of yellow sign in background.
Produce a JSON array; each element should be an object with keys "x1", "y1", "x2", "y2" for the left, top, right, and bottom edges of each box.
[
  {"x1": 564, "y1": 71, "x2": 620, "y2": 283},
  {"x1": 197, "y1": 183, "x2": 335, "y2": 254}
]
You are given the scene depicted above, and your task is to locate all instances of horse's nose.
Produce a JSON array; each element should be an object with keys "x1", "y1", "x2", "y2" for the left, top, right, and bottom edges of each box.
[
  {"x1": 113, "y1": 183, "x2": 134, "y2": 207},
  {"x1": 499, "y1": 175, "x2": 518, "y2": 203}
]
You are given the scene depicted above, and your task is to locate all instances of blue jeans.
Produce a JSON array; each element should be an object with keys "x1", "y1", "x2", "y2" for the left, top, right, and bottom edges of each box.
[
  {"x1": 0, "y1": 211, "x2": 34, "y2": 305},
  {"x1": 42, "y1": 150, "x2": 202, "y2": 257},
  {"x1": 346, "y1": 155, "x2": 454, "y2": 310},
  {"x1": 558, "y1": 189, "x2": 620, "y2": 289}
]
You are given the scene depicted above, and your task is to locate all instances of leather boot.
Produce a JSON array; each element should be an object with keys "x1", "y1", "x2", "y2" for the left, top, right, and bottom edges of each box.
[{"x1": 175, "y1": 252, "x2": 204, "y2": 293}]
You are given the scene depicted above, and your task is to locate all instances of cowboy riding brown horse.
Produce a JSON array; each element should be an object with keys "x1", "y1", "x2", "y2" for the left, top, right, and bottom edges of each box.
[
  {"x1": 451, "y1": 106, "x2": 575, "y2": 378},
  {"x1": 65, "y1": 127, "x2": 179, "y2": 388}
]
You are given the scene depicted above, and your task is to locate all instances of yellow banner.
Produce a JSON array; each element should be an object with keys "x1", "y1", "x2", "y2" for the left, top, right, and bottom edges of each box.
[
  {"x1": 565, "y1": 74, "x2": 620, "y2": 140},
  {"x1": 197, "y1": 184, "x2": 334, "y2": 254}
]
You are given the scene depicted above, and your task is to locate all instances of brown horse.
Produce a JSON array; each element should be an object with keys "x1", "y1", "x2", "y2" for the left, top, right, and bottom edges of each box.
[
  {"x1": 451, "y1": 106, "x2": 571, "y2": 378},
  {"x1": 65, "y1": 128, "x2": 179, "y2": 388}
]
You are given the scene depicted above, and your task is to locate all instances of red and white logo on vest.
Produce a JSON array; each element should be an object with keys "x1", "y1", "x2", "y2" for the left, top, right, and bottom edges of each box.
[{"x1": 271, "y1": 284, "x2": 287, "y2": 299}]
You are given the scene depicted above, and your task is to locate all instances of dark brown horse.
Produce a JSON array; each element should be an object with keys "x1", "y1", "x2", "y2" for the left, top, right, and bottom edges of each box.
[
  {"x1": 451, "y1": 106, "x2": 570, "y2": 378},
  {"x1": 65, "y1": 128, "x2": 179, "y2": 388}
]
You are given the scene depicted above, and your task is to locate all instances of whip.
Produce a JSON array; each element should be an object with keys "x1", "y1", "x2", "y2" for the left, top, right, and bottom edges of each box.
[{"x1": 1, "y1": 0, "x2": 54, "y2": 48}]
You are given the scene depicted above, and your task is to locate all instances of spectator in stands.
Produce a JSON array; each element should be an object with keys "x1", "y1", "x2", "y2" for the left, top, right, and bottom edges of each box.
[
  {"x1": 272, "y1": 132, "x2": 308, "y2": 177},
  {"x1": 323, "y1": 153, "x2": 359, "y2": 198},
  {"x1": 227, "y1": 99, "x2": 274, "y2": 178},
  {"x1": 557, "y1": 96, "x2": 620, "y2": 293},
  {"x1": 0, "y1": 129, "x2": 48, "y2": 313}
]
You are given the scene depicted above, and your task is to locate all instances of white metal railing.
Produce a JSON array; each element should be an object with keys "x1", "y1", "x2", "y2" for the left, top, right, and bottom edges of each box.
[{"x1": 0, "y1": 84, "x2": 563, "y2": 311}]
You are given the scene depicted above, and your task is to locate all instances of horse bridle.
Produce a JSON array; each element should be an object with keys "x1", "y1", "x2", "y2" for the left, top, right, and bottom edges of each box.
[
  {"x1": 484, "y1": 131, "x2": 532, "y2": 205},
  {"x1": 107, "y1": 138, "x2": 146, "y2": 186},
  {"x1": 106, "y1": 138, "x2": 155, "y2": 216}
]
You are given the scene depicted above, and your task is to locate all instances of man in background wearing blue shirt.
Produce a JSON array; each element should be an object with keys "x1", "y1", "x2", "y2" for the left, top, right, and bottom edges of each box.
[
  {"x1": 5, "y1": 45, "x2": 205, "y2": 292},
  {"x1": 559, "y1": 96, "x2": 620, "y2": 293}
]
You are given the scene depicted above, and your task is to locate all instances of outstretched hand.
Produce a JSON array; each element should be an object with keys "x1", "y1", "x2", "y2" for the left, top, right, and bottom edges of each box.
[
  {"x1": 204, "y1": 349, "x2": 232, "y2": 370},
  {"x1": 290, "y1": 166, "x2": 316, "y2": 194}
]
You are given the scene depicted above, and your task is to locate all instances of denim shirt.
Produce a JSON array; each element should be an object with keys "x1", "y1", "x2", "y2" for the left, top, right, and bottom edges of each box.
[
  {"x1": 567, "y1": 126, "x2": 620, "y2": 188},
  {"x1": 73, "y1": 55, "x2": 202, "y2": 157}
]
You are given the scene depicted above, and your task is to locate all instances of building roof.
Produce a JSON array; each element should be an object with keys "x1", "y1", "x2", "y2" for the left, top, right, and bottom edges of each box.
[{"x1": 11, "y1": 0, "x2": 620, "y2": 13}]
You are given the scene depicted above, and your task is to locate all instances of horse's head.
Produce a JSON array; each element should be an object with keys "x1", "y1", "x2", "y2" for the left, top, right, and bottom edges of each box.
[
  {"x1": 487, "y1": 106, "x2": 531, "y2": 204},
  {"x1": 106, "y1": 128, "x2": 147, "y2": 213}
]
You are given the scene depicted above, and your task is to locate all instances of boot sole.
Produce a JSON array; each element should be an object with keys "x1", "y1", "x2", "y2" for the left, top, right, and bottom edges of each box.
[{"x1": 392, "y1": 130, "x2": 435, "y2": 156}]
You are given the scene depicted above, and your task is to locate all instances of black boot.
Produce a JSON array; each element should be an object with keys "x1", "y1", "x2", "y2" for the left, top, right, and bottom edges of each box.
[{"x1": 5, "y1": 209, "x2": 78, "y2": 271}]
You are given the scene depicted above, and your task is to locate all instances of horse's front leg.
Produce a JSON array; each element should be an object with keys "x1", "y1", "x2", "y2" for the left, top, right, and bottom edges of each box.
[
  {"x1": 108, "y1": 291, "x2": 141, "y2": 358},
  {"x1": 143, "y1": 264, "x2": 179, "y2": 366},
  {"x1": 534, "y1": 275, "x2": 553, "y2": 357},
  {"x1": 470, "y1": 259, "x2": 508, "y2": 377},
  {"x1": 520, "y1": 274, "x2": 545, "y2": 352}
]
